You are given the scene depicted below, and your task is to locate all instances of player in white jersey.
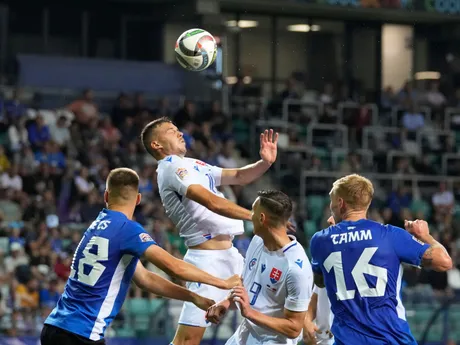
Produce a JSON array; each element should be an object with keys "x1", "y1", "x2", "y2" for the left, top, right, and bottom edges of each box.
[
  {"x1": 206, "y1": 190, "x2": 313, "y2": 345},
  {"x1": 303, "y1": 216, "x2": 335, "y2": 345},
  {"x1": 141, "y1": 118, "x2": 281, "y2": 345}
]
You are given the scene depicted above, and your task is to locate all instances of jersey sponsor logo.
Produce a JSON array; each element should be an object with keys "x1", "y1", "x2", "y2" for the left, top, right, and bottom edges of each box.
[
  {"x1": 269, "y1": 268, "x2": 282, "y2": 284},
  {"x1": 175, "y1": 167, "x2": 188, "y2": 180},
  {"x1": 203, "y1": 234, "x2": 212, "y2": 240},
  {"x1": 261, "y1": 264, "x2": 266, "y2": 273},
  {"x1": 331, "y1": 229, "x2": 372, "y2": 244},
  {"x1": 195, "y1": 160, "x2": 207, "y2": 166},
  {"x1": 193, "y1": 165, "x2": 200, "y2": 172},
  {"x1": 249, "y1": 258, "x2": 257, "y2": 270},
  {"x1": 295, "y1": 259, "x2": 303, "y2": 268},
  {"x1": 412, "y1": 236, "x2": 425, "y2": 245},
  {"x1": 139, "y1": 233, "x2": 154, "y2": 242}
]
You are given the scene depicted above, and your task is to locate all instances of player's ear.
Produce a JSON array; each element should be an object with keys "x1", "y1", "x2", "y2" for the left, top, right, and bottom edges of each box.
[
  {"x1": 103, "y1": 190, "x2": 109, "y2": 204},
  {"x1": 260, "y1": 212, "x2": 266, "y2": 225},
  {"x1": 151, "y1": 140, "x2": 162, "y2": 150},
  {"x1": 136, "y1": 193, "x2": 142, "y2": 206}
]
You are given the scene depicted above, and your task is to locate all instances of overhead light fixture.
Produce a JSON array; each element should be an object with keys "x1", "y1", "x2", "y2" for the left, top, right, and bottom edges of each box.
[
  {"x1": 226, "y1": 20, "x2": 258, "y2": 28},
  {"x1": 226, "y1": 76, "x2": 238, "y2": 85},
  {"x1": 415, "y1": 71, "x2": 441, "y2": 80},
  {"x1": 311, "y1": 25, "x2": 321, "y2": 31},
  {"x1": 242, "y1": 76, "x2": 252, "y2": 84},
  {"x1": 287, "y1": 24, "x2": 310, "y2": 32}
]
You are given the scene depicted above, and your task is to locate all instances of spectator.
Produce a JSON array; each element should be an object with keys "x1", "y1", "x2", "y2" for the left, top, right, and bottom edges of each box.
[
  {"x1": 99, "y1": 117, "x2": 121, "y2": 145},
  {"x1": 73, "y1": 167, "x2": 94, "y2": 199},
  {"x1": 425, "y1": 81, "x2": 446, "y2": 109},
  {"x1": 7, "y1": 119, "x2": 28, "y2": 155},
  {"x1": 50, "y1": 116, "x2": 71, "y2": 149},
  {"x1": 40, "y1": 279, "x2": 61, "y2": 313},
  {"x1": 381, "y1": 86, "x2": 396, "y2": 111},
  {"x1": 15, "y1": 278, "x2": 39, "y2": 311},
  {"x1": 67, "y1": 89, "x2": 98, "y2": 127},
  {"x1": 387, "y1": 185, "x2": 412, "y2": 216},
  {"x1": 0, "y1": 145, "x2": 11, "y2": 172},
  {"x1": 4, "y1": 243, "x2": 29, "y2": 275},
  {"x1": 174, "y1": 100, "x2": 197, "y2": 129},
  {"x1": 111, "y1": 93, "x2": 133, "y2": 127},
  {"x1": 4, "y1": 88, "x2": 26, "y2": 120},
  {"x1": 432, "y1": 182, "x2": 455, "y2": 221},
  {"x1": 1, "y1": 165, "x2": 23, "y2": 192},
  {"x1": 339, "y1": 152, "x2": 362, "y2": 174},
  {"x1": 27, "y1": 115, "x2": 50, "y2": 151},
  {"x1": 401, "y1": 103, "x2": 425, "y2": 139}
]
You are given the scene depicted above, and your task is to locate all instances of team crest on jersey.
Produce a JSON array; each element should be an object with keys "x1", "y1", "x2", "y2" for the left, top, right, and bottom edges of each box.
[
  {"x1": 249, "y1": 258, "x2": 257, "y2": 270},
  {"x1": 139, "y1": 233, "x2": 154, "y2": 242},
  {"x1": 195, "y1": 160, "x2": 207, "y2": 166},
  {"x1": 269, "y1": 268, "x2": 282, "y2": 284},
  {"x1": 175, "y1": 168, "x2": 188, "y2": 180}
]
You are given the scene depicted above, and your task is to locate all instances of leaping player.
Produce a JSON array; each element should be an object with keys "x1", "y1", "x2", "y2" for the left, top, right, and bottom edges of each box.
[
  {"x1": 141, "y1": 118, "x2": 280, "y2": 345},
  {"x1": 206, "y1": 190, "x2": 313, "y2": 345}
]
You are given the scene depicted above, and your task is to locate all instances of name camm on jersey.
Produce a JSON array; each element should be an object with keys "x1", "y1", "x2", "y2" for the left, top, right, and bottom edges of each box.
[
  {"x1": 310, "y1": 219, "x2": 430, "y2": 345},
  {"x1": 45, "y1": 209, "x2": 157, "y2": 341},
  {"x1": 156, "y1": 155, "x2": 244, "y2": 247}
]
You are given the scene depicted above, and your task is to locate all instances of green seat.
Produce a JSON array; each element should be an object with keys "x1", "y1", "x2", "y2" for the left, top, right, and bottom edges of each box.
[
  {"x1": 410, "y1": 200, "x2": 431, "y2": 217},
  {"x1": 303, "y1": 220, "x2": 318, "y2": 238},
  {"x1": 307, "y1": 195, "x2": 326, "y2": 223},
  {"x1": 150, "y1": 298, "x2": 164, "y2": 313},
  {"x1": 125, "y1": 298, "x2": 152, "y2": 332},
  {"x1": 117, "y1": 327, "x2": 136, "y2": 337}
]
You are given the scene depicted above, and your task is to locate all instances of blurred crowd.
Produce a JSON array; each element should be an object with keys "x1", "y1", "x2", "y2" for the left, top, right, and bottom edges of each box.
[
  {"x1": 0, "y1": 79, "x2": 460, "y2": 337},
  {"x1": 0, "y1": 88, "x2": 244, "y2": 336}
]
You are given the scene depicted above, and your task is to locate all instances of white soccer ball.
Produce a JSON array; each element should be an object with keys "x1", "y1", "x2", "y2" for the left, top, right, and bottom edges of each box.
[{"x1": 175, "y1": 28, "x2": 217, "y2": 72}]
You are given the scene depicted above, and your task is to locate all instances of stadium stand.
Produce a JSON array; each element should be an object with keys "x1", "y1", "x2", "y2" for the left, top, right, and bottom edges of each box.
[{"x1": 0, "y1": 77, "x2": 460, "y2": 344}]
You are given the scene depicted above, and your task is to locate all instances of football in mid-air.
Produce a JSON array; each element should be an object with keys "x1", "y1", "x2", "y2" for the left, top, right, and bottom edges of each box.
[{"x1": 175, "y1": 28, "x2": 217, "y2": 72}]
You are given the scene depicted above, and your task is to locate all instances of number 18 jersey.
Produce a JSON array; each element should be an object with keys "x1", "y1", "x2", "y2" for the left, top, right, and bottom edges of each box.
[
  {"x1": 310, "y1": 219, "x2": 430, "y2": 345},
  {"x1": 45, "y1": 209, "x2": 157, "y2": 341}
]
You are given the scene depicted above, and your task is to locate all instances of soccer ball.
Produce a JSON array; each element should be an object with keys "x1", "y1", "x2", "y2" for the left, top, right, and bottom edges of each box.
[{"x1": 175, "y1": 28, "x2": 217, "y2": 72}]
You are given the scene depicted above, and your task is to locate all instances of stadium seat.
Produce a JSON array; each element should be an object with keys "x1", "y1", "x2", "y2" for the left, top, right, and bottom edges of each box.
[
  {"x1": 303, "y1": 220, "x2": 318, "y2": 238},
  {"x1": 116, "y1": 327, "x2": 136, "y2": 338},
  {"x1": 307, "y1": 195, "x2": 326, "y2": 223},
  {"x1": 125, "y1": 298, "x2": 154, "y2": 335},
  {"x1": 410, "y1": 199, "x2": 431, "y2": 217}
]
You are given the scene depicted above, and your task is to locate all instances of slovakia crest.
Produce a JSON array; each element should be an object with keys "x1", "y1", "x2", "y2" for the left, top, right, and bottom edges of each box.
[
  {"x1": 269, "y1": 268, "x2": 282, "y2": 284},
  {"x1": 249, "y1": 258, "x2": 257, "y2": 271}
]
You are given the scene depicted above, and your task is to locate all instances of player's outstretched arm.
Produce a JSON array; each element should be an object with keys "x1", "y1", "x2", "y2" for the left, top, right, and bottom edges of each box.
[
  {"x1": 220, "y1": 129, "x2": 278, "y2": 186},
  {"x1": 404, "y1": 220, "x2": 452, "y2": 272},
  {"x1": 186, "y1": 184, "x2": 252, "y2": 221},
  {"x1": 143, "y1": 245, "x2": 241, "y2": 289},
  {"x1": 303, "y1": 291, "x2": 319, "y2": 345},
  {"x1": 132, "y1": 262, "x2": 215, "y2": 311},
  {"x1": 205, "y1": 292, "x2": 237, "y2": 324}
]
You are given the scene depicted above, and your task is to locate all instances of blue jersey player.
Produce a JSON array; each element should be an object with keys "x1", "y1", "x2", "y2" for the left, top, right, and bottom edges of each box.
[
  {"x1": 41, "y1": 168, "x2": 241, "y2": 345},
  {"x1": 310, "y1": 174, "x2": 452, "y2": 345}
]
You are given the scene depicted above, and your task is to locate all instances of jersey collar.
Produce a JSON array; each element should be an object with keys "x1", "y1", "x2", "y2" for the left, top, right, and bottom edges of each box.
[{"x1": 263, "y1": 235, "x2": 298, "y2": 255}]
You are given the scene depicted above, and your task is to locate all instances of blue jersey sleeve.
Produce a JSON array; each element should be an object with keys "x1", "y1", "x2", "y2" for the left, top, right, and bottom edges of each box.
[
  {"x1": 120, "y1": 222, "x2": 157, "y2": 257},
  {"x1": 387, "y1": 224, "x2": 430, "y2": 267},
  {"x1": 310, "y1": 232, "x2": 322, "y2": 274}
]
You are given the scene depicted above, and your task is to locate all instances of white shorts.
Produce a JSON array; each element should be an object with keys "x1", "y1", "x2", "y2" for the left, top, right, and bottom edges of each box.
[{"x1": 178, "y1": 246, "x2": 244, "y2": 328}]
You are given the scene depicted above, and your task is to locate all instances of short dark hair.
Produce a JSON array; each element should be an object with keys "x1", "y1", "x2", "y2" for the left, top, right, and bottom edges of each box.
[
  {"x1": 257, "y1": 190, "x2": 293, "y2": 224},
  {"x1": 106, "y1": 168, "x2": 139, "y2": 202},
  {"x1": 140, "y1": 117, "x2": 172, "y2": 157}
]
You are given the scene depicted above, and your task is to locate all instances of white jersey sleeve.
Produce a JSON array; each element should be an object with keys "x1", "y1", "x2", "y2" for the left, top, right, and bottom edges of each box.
[
  {"x1": 208, "y1": 164, "x2": 223, "y2": 187},
  {"x1": 284, "y1": 265, "x2": 313, "y2": 312},
  {"x1": 162, "y1": 160, "x2": 196, "y2": 196}
]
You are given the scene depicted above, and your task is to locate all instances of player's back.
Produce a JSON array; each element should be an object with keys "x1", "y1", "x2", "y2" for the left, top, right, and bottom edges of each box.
[
  {"x1": 311, "y1": 219, "x2": 429, "y2": 345},
  {"x1": 45, "y1": 209, "x2": 152, "y2": 341}
]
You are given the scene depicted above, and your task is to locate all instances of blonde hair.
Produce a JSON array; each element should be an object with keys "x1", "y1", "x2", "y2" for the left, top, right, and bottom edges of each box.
[
  {"x1": 106, "y1": 168, "x2": 139, "y2": 203},
  {"x1": 330, "y1": 174, "x2": 374, "y2": 210}
]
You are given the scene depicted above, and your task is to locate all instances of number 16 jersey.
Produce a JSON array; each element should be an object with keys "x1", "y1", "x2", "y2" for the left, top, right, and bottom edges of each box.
[
  {"x1": 310, "y1": 219, "x2": 430, "y2": 345},
  {"x1": 45, "y1": 209, "x2": 157, "y2": 341}
]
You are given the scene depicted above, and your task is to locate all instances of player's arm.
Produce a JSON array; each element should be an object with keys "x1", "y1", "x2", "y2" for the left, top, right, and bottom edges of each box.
[
  {"x1": 132, "y1": 261, "x2": 214, "y2": 311},
  {"x1": 220, "y1": 129, "x2": 278, "y2": 186},
  {"x1": 391, "y1": 220, "x2": 452, "y2": 272},
  {"x1": 143, "y1": 244, "x2": 241, "y2": 289},
  {"x1": 186, "y1": 185, "x2": 252, "y2": 220},
  {"x1": 231, "y1": 266, "x2": 311, "y2": 339},
  {"x1": 310, "y1": 233, "x2": 325, "y2": 288},
  {"x1": 303, "y1": 289, "x2": 321, "y2": 345}
]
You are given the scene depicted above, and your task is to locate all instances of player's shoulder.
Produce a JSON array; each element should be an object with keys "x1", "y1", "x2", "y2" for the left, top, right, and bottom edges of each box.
[
  {"x1": 283, "y1": 239, "x2": 310, "y2": 269},
  {"x1": 248, "y1": 235, "x2": 264, "y2": 250}
]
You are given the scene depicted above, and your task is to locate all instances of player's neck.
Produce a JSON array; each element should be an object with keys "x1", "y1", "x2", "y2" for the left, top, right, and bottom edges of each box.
[
  {"x1": 107, "y1": 205, "x2": 135, "y2": 220},
  {"x1": 261, "y1": 228, "x2": 291, "y2": 251},
  {"x1": 341, "y1": 210, "x2": 367, "y2": 222}
]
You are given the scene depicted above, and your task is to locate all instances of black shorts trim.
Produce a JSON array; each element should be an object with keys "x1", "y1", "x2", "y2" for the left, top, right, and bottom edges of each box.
[{"x1": 41, "y1": 324, "x2": 105, "y2": 345}]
